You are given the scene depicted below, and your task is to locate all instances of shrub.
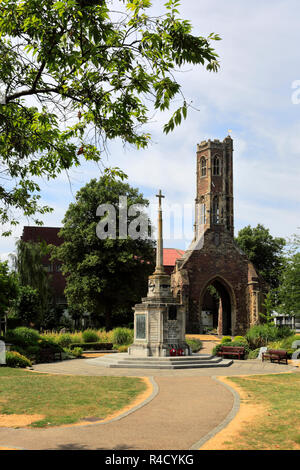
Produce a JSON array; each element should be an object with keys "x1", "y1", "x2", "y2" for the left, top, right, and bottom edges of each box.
[
  {"x1": 98, "y1": 329, "x2": 113, "y2": 343},
  {"x1": 26, "y1": 345, "x2": 40, "y2": 360},
  {"x1": 55, "y1": 333, "x2": 73, "y2": 348},
  {"x1": 276, "y1": 326, "x2": 295, "y2": 339},
  {"x1": 248, "y1": 348, "x2": 260, "y2": 359},
  {"x1": 5, "y1": 351, "x2": 32, "y2": 368},
  {"x1": 118, "y1": 345, "x2": 129, "y2": 353},
  {"x1": 69, "y1": 342, "x2": 113, "y2": 350},
  {"x1": 267, "y1": 340, "x2": 283, "y2": 350},
  {"x1": 271, "y1": 334, "x2": 300, "y2": 351},
  {"x1": 186, "y1": 338, "x2": 203, "y2": 352},
  {"x1": 64, "y1": 347, "x2": 83, "y2": 358},
  {"x1": 40, "y1": 332, "x2": 57, "y2": 342},
  {"x1": 6, "y1": 327, "x2": 40, "y2": 346},
  {"x1": 233, "y1": 336, "x2": 248, "y2": 344},
  {"x1": 72, "y1": 347, "x2": 83, "y2": 357},
  {"x1": 221, "y1": 336, "x2": 232, "y2": 344},
  {"x1": 245, "y1": 325, "x2": 281, "y2": 349},
  {"x1": 7, "y1": 344, "x2": 27, "y2": 356},
  {"x1": 70, "y1": 333, "x2": 82, "y2": 344},
  {"x1": 82, "y1": 329, "x2": 99, "y2": 343},
  {"x1": 38, "y1": 338, "x2": 64, "y2": 353},
  {"x1": 112, "y1": 327, "x2": 134, "y2": 345},
  {"x1": 230, "y1": 341, "x2": 250, "y2": 355},
  {"x1": 289, "y1": 334, "x2": 300, "y2": 347},
  {"x1": 212, "y1": 343, "x2": 223, "y2": 356}
]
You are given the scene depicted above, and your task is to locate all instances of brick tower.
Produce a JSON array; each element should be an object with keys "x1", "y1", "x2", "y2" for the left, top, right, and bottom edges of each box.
[
  {"x1": 171, "y1": 136, "x2": 264, "y2": 336},
  {"x1": 194, "y1": 136, "x2": 234, "y2": 240}
]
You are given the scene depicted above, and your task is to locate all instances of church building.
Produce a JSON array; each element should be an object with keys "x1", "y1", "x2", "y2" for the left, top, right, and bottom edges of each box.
[{"x1": 171, "y1": 136, "x2": 264, "y2": 335}]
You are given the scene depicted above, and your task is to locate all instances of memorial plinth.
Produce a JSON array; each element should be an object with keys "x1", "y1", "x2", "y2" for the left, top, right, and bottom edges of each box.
[{"x1": 129, "y1": 190, "x2": 190, "y2": 357}]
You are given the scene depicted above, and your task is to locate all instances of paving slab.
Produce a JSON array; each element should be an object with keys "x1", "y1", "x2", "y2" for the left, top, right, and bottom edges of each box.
[{"x1": 31, "y1": 357, "x2": 299, "y2": 377}]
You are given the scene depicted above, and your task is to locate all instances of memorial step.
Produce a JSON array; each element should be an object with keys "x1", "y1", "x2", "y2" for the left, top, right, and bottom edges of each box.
[
  {"x1": 86, "y1": 353, "x2": 233, "y2": 369},
  {"x1": 108, "y1": 360, "x2": 233, "y2": 369},
  {"x1": 123, "y1": 354, "x2": 214, "y2": 361},
  {"x1": 117, "y1": 357, "x2": 222, "y2": 366}
]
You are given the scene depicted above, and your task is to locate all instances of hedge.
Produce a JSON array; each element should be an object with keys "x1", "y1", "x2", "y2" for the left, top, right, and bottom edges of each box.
[
  {"x1": 69, "y1": 342, "x2": 113, "y2": 351},
  {"x1": 82, "y1": 330, "x2": 99, "y2": 343}
]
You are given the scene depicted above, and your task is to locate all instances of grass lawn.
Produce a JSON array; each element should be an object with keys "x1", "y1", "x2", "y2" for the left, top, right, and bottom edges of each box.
[
  {"x1": 225, "y1": 373, "x2": 300, "y2": 450},
  {"x1": 0, "y1": 367, "x2": 147, "y2": 428}
]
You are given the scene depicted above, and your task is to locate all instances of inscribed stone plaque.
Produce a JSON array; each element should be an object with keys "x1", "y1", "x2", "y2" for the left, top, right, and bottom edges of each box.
[
  {"x1": 136, "y1": 315, "x2": 146, "y2": 339},
  {"x1": 167, "y1": 320, "x2": 178, "y2": 342}
]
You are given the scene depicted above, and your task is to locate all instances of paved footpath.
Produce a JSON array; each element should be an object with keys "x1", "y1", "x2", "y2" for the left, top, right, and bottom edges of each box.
[{"x1": 0, "y1": 359, "x2": 298, "y2": 450}]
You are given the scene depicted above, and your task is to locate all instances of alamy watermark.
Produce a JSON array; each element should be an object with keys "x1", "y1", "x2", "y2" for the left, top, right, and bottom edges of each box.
[
  {"x1": 291, "y1": 80, "x2": 300, "y2": 104},
  {"x1": 291, "y1": 339, "x2": 300, "y2": 366},
  {"x1": 0, "y1": 79, "x2": 6, "y2": 105},
  {"x1": 95, "y1": 196, "x2": 201, "y2": 242},
  {"x1": 0, "y1": 340, "x2": 6, "y2": 365}
]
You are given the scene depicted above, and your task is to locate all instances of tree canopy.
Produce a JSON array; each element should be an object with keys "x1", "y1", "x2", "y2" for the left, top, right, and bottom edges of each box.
[
  {"x1": 277, "y1": 252, "x2": 300, "y2": 316},
  {"x1": 0, "y1": 260, "x2": 19, "y2": 321},
  {"x1": 13, "y1": 284, "x2": 41, "y2": 327},
  {"x1": 276, "y1": 233, "x2": 300, "y2": 316},
  {"x1": 11, "y1": 239, "x2": 52, "y2": 325},
  {"x1": 53, "y1": 176, "x2": 155, "y2": 329},
  {"x1": 0, "y1": 0, "x2": 220, "y2": 233},
  {"x1": 235, "y1": 224, "x2": 286, "y2": 290}
]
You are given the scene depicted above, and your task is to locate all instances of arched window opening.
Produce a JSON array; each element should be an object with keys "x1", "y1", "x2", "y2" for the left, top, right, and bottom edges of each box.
[
  {"x1": 200, "y1": 279, "x2": 232, "y2": 335},
  {"x1": 199, "y1": 196, "x2": 206, "y2": 225},
  {"x1": 201, "y1": 157, "x2": 207, "y2": 176},
  {"x1": 200, "y1": 202, "x2": 206, "y2": 225},
  {"x1": 212, "y1": 196, "x2": 220, "y2": 224},
  {"x1": 213, "y1": 156, "x2": 221, "y2": 176}
]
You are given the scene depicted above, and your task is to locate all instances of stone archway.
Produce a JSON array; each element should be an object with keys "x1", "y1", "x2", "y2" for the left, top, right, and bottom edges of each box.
[{"x1": 199, "y1": 277, "x2": 236, "y2": 336}]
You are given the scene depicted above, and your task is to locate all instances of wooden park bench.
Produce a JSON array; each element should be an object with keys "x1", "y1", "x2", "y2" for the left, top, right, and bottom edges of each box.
[
  {"x1": 262, "y1": 349, "x2": 288, "y2": 365},
  {"x1": 217, "y1": 346, "x2": 245, "y2": 360},
  {"x1": 39, "y1": 349, "x2": 62, "y2": 363}
]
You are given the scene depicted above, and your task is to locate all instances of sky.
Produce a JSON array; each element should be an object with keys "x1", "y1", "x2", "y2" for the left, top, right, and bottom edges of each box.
[{"x1": 1, "y1": 0, "x2": 300, "y2": 260}]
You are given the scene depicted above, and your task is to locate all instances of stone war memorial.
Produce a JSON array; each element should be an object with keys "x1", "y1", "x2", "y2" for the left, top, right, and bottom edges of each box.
[
  {"x1": 129, "y1": 190, "x2": 190, "y2": 357},
  {"x1": 101, "y1": 184, "x2": 233, "y2": 367}
]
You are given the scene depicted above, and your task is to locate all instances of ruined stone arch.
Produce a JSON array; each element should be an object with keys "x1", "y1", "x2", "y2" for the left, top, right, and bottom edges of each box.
[{"x1": 199, "y1": 275, "x2": 237, "y2": 336}]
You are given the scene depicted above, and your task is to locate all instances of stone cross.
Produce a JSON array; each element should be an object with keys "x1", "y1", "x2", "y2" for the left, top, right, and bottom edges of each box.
[
  {"x1": 156, "y1": 189, "x2": 165, "y2": 209},
  {"x1": 155, "y1": 189, "x2": 165, "y2": 274}
]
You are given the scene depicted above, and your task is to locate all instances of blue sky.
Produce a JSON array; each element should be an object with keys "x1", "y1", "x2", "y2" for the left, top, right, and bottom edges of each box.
[{"x1": 1, "y1": 0, "x2": 300, "y2": 259}]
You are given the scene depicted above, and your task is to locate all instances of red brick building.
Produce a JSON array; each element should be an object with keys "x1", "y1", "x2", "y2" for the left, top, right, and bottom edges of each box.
[
  {"x1": 163, "y1": 248, "x2": 185, "y2": 275},
  {"x1": 171, "y1": 136, "x2": 264, "y2": 335}
]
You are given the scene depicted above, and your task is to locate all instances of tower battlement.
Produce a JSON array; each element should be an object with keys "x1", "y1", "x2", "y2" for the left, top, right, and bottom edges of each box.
[{"x1": 197, "y1": 135, "x2": 232, "y2": 151}]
